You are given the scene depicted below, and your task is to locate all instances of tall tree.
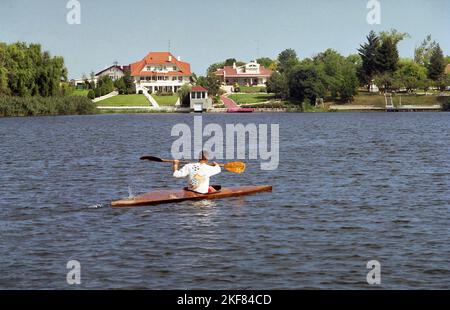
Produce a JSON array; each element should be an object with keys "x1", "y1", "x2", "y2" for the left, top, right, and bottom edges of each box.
[
  {"x1": 288, "y1": 65, "x2": 325, "y2": 104},
  {"x1": 414, "y1": 35, "x2": 438, "y2": 66},
  {"x1": 266, "y1": 72, "x2": 289, "y2": 99},
  {"x1": 427, "y1": 44, "x2": 446, "y2": 81},
  {"x1": 277, "y1": 49, "x2": 299, "y2": 75},
  {"x1": 358, "y1": 31, "x2": 381, "y2": 85},
  {"x1": 376, "y1": 37, "x2": 399, "y2": 73}
]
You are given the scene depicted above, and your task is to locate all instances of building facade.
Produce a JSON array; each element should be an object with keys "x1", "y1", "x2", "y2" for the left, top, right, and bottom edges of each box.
[
  {"x1": 189, "y1": 85, "x2": 212, "y2": 112},
  {"x1": 95, "y1": 65, "x2": 130, "y2": 81},
  {"x1": 130, "y1": 52, "x2": 191, "y2": 93},
  {"x1": 215, "y1": 61, "x2": 273, "y2": 86}
]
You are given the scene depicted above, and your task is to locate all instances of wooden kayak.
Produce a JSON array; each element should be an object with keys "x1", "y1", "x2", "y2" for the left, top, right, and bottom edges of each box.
[{"x1": 111, "y1": 185, "x2": 272, "y2": 208}]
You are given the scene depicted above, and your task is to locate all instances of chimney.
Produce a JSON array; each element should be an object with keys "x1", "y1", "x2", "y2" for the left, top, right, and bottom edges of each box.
[
  {"x1": 168, "y1": 55, "x2": 172, "y2": 62},
  {"x1": 233, "y1": 62, "x2": 236, "y2": 69},
  {"x1": 177, "y1": 56, "x2": 181, "y2": 61}
]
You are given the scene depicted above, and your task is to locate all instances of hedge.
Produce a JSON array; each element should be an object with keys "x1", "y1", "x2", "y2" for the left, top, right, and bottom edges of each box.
[{"x1": 0, "y1": 96, "x2": 96, "y2": 117}]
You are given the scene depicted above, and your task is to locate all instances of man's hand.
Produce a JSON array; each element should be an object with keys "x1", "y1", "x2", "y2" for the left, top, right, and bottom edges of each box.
[{"x1": 212, "y1": 162, "x2": 220, "y2": 166}]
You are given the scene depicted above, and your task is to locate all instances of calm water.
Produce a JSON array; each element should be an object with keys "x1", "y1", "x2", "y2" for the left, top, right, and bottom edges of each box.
[{"x1": 0, "y1": 112, "x2": 449, "y2": 289}]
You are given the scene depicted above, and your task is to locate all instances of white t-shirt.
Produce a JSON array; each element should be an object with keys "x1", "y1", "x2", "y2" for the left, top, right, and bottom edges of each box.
[{"x1": 173, "y1": 163, "x2": 221, "y2": 194}]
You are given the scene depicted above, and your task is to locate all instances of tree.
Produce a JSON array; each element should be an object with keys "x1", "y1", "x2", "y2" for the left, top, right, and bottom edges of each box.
[
  {"x1": 288, "y1": 65, "x2": 325, "y2": 104},
  {"x1": 358, "y1": 31, "x2": 381, "y2": 86},
  {"x1": 266, "y1": 72, "x2": 289, "y2": 99},
  {"x1": 197, "y1": 73, "x2": 220, "y2": 97},
  {"x1": 427, "y1": 44, "x2": 446, "y2": 82},
  {"x1": 177, "y1": 84, "x2": 191, "y2": 107},
  {"x1": 224, "y1": 58, "x2": 237, "y2": 66},
  {"x1": 414, "y1": 35, "x2": 438, "y2": 66},
  {"x1": 379, "y1": 29, "x2": 410, "y2": 45},
  {"x1": 393, "y1": 60, "x2": 428, "y2": 92},
  {"x1": 313, "y1": 49, "x2": 359, "y2": 101},
  {"x1": 376, "y1": 37, "x2": 399, "y2": 73},
  {"x1": 277, "y1": 49, "x2": 299, "y2": 74},
  {"x1": 207, "y1": 62, "x2": 225, "y2": 75},
  {"x1": 256, "y1": 57, "x2": 275, "y2": 68},
  {"x1": 0, "y1": 42, "x2": 67, "y2": 97},
  {"x1": 373, "y1": 72, "x2": 396, "y2": 92}
]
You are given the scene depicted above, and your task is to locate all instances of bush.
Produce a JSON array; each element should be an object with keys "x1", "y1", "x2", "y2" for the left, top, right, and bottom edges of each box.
[
  {"x1": 87, "y1": 90, "x2": 95, "y2": 99},
  {"x1": 94, "y1": 88, "x2": 102, "y2": 98},
  {"x1": 260, "y1": 87, "x2": 267, "y2": 93},
  {"x1": 0, "y1": 96, "x2": 96, "y2": 117},
  {"x1": 156, "y1": 91, "x2": 174, "y2": 96},
  {"x1": 234, "y1": 86, "x2": 241, "y2": 93},
  {"x1": 438, "y1": 96, "x2": 450, "y2": 111}
]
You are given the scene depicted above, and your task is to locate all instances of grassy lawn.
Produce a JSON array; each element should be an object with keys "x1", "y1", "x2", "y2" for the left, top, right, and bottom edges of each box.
[
  {"x1": 69, "y1": 89, "x2": 89, "y2": 97},
  {"x1": 237, "y1": 86, "x2": 267, "y2": 93},
  {"x1": 228, "y1": 93, "x2": 275, "y2": 104},
  {"x1": 335, "y1": 92, "x2": 443, "y2": 107},
  {"x1": 152, "y1": 94, "x2": 178, "y2": 106},
  {"x1": 96, "y1": 95, "x2": 150, "y2": 107}
]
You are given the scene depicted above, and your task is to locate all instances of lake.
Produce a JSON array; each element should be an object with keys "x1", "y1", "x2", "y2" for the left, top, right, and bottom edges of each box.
[{"x1": 0, "y1": 112, "x2": 449, "y2": 289}]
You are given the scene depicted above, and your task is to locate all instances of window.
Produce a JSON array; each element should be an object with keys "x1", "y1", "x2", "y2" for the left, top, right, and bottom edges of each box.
[{"x1": 173, "y1": 66, "x2": 177, "y2": 71}]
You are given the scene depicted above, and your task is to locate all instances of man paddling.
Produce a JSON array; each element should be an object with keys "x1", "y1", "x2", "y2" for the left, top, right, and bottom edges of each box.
[{"x1": 173, "y1": 151, "x2": 221, "y2": 194}]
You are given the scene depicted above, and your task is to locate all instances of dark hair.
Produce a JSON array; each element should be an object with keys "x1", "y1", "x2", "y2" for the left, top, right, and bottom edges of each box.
[{"x1": 199, "y1": 150, "x2": 209, "y2": 160}]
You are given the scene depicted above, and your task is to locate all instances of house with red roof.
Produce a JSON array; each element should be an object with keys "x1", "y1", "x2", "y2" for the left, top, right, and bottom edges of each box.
[
  {"x1": 215, "y1": 60, "x2": 273, "y2": 87},
  {"x1": 130, "y1": 51, "x2": 191, "y2": 94}
]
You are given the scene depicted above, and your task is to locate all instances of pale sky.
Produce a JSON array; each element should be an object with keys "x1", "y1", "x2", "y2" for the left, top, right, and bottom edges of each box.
[{"x1": 1, "y1": 0, "x2": 449, "y2": 79}]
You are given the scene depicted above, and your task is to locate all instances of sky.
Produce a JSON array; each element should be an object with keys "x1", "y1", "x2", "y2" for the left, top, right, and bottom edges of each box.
[{"x1": 0, "y1": 0, "x2": 449, "y2": 79}]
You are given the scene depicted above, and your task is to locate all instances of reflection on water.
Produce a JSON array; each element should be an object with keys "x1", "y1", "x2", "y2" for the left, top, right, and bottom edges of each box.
[{"x1": 0, "y1": 113, "x2": 449, "y2": 289}]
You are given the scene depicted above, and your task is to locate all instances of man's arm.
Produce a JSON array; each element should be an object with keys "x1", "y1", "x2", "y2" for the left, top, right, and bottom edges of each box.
[{"x1": 173, "y1": 160, "x2": 189, "y2": 178}]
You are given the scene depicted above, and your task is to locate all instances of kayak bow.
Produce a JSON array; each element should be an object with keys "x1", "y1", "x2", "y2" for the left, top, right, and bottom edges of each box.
[{"x1": 111, "y1": 185, "x2": 272, "y2": 207}]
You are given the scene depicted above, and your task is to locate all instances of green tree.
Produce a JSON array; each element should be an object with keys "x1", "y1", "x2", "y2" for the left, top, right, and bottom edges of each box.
[
  {"x1": 376, "y1": 37, "x2": 399, "y2": 73},
  {"x1": 266, "y1": 72, "x2": 289, "y2": 99},
  {"x1": 197, "y1": 73, "x2": 220, "y2": 97},
  {"x1": 177, "y1": 84, "x2": 192, "y2": 107},
  {"x1": 289, "y1": 65, "x2": 325, "y2": 104},
  {"x1": 224, "y1": 58, "x2": 237, "y2": 66},
  {"x1": 313, "y1": 49, "x2": 359, "y2": 101},
  {"x1": 256, "y1": 57, "x2": 275, "y2": 68},
  {"x1": 427, "y1": 44, "x2": 446, "y2": 82},
  {"x1": 277, "y1": 49, "x2": 299, "y2": 75},
  {"x1": 393, "y1": 60, "x2": 428, "y2": 92},
  {"x1": 358, "y1": 31, "x2": 381, "y2": 86},
  {"x1": 414, "y1": 35, "x2": 438, "y2": 66}
]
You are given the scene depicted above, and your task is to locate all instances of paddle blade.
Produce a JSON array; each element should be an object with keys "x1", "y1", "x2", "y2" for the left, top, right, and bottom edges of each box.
[
  {"x1": 223, "y1": 162, "x2": 246, "y2": 174},
  {"x1": 140, "y1": 156, "x2": 164, "y2": 162}
]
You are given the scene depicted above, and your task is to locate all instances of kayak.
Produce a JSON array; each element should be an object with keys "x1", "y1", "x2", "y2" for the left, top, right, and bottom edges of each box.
[{"x1": 111, "y1": 185, "x2": 272, "y2": 207}]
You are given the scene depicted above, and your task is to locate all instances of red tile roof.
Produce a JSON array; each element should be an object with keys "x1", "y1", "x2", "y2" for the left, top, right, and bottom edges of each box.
[
  {"x1": 130, "y1": 52, "x2": 191, "y2": 77},
  {"x1": 191, "y1": 85, "x2": 207, "y2": 92},
  {"x1": 215, "y1": 65, "x2": 273, "y2": 77}
]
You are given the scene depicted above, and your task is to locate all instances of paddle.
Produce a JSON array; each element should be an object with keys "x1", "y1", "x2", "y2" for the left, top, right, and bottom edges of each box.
[{"x1": 140, "y1": 156, "x2": 246, "y2": 174}]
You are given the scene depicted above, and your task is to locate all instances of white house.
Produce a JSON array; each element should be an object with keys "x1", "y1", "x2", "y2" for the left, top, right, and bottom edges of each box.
[
  {"x1": 215, "y1": 60, "x2": 273, "y2": 86},
  {"x1": 95, "y1": 64, "x2": 129, "y2": 81},
  {"x1": 130, "y1": 51, "x2": 191, "y2": 93}
]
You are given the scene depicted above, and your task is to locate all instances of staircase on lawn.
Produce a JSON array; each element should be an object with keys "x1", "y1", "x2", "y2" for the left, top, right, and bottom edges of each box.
[{"x1": 136, "y1": 86, "x2": 159, "y2": 108}]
